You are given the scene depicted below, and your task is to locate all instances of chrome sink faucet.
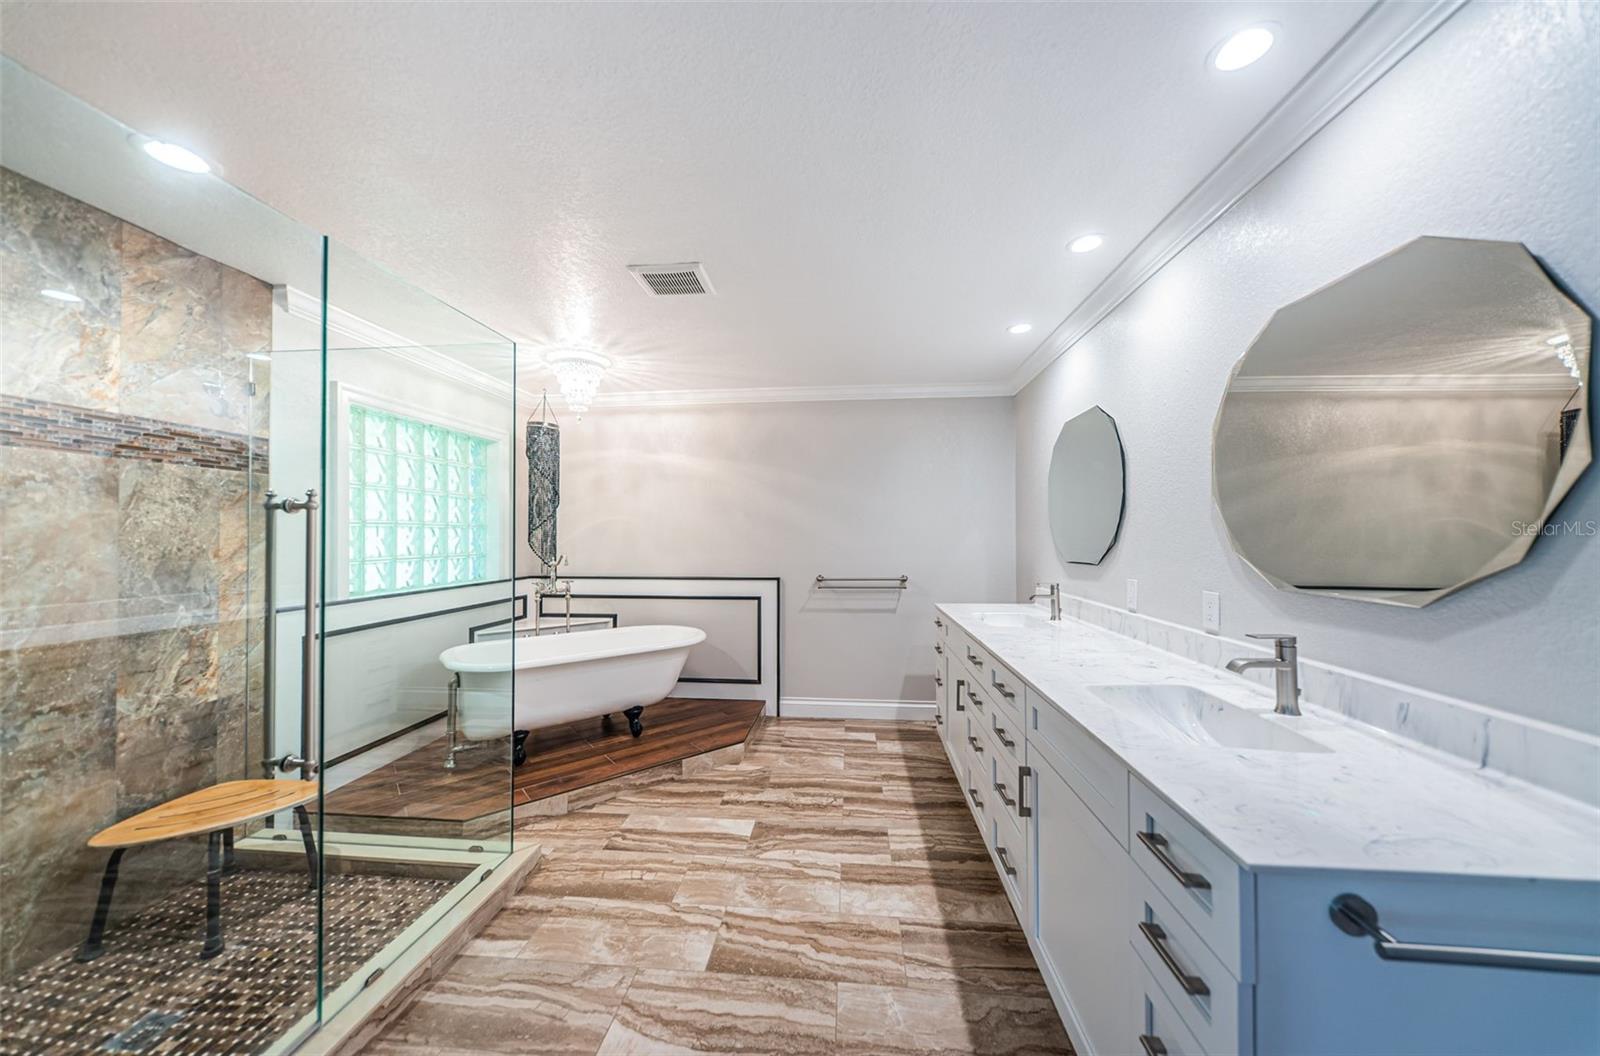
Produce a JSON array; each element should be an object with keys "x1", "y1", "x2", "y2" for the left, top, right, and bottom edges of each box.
[
  {"x1": 1027, "y1": 582, "x2": 1062, "y2": 621},
  {"x1": 1226, "y1": 633, "x2": 1301, "y2": 716}
]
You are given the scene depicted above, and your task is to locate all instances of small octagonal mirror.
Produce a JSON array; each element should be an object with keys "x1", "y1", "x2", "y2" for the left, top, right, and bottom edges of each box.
[{"x1": 1048, "y1": 405, "x2": 1126, "y2": 565}]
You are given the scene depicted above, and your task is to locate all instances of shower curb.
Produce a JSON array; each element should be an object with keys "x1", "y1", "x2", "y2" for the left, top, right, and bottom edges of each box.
[{"x1": 281, "y1": 844, "x2": 542, "y2": 1056}]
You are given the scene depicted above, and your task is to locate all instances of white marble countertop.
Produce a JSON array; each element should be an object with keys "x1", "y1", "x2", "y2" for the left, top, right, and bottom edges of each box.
[{"x1": 938, "y1": 603, "x2": 1600, "y2": 882}]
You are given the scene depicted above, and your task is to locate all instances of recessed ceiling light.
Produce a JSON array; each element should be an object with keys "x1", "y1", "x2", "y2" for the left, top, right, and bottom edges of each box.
[
  {"x1": 40, "y1": 288, "x2": 83, "y2": 303},
  {"x1": 1007, "y1": 322, "x2": 1034, "y2": 335},
  {"x1": 1213, "y1": 25, "x2": 1275, "y2": 72},
  {"x1": 1068, "y1": 234, "x2": 1104, "y2": 254},
  {"x1": 141, "y1": 139, "x2": 211, "y2": 174}
]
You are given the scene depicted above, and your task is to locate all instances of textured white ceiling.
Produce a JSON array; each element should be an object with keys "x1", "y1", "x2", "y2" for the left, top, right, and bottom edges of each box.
[{"x1": 0, "y1": 1, "x2": 1373, "y2": 398}]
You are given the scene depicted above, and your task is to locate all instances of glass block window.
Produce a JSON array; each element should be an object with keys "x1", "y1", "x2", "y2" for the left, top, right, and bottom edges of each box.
[{"x1": 347, "y1": 404, "x2": 492, "y2": 597}]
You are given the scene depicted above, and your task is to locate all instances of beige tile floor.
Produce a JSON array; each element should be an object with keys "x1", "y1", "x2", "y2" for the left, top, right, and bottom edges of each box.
[{"x1": 367, "y1": 719, "x2": 1075, "y2": 1056}]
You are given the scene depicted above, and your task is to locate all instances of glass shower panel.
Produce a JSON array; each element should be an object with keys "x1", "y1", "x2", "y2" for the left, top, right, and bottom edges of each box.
[
  {"x1": 311, "y1": 240, "x2": 518, "y2": 1028},
  {"x1": 0, "y1": 56, "x2": 327, "y2": 1052}
]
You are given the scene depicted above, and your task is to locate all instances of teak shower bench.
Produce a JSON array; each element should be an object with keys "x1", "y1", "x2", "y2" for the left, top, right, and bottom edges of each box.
[{"x1": 77, "y1": 779, "x2": 320, "y2": 962}]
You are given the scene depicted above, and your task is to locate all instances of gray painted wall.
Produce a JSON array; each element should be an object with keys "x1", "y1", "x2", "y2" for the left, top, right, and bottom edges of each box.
[
  {"x1": 1015, "y1": 1, "x2": 1600, "y2": 735},
  {"x1": 530, "y1": 397, "x2": 1016, "y2": 703}
]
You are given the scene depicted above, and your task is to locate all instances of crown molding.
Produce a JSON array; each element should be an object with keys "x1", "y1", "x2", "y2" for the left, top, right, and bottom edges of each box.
[
  {"x1": 1005, "y1": 0, "x2": 1468, "y2": 396},
  {"x1": 1230, "y1": 373, "x2": 1582, "y2": 395},
  {"x1": 586, "y1": 381, "x2": 1013, "y2": 410}
]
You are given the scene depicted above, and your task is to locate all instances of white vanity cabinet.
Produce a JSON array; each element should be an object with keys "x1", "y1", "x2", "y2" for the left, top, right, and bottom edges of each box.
[
  {"x1": 1027, "y1": 744, "x2": 1129, "y2": 1055},
  {"x1": 930, "y1": 606, "x2": 1600, "y2": 1056}
]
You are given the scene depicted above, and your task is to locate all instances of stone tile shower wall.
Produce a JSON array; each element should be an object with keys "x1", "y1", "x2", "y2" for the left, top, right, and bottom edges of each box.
[{"x1": 0, "y1": 168, "x2": 271, "y2": 975}]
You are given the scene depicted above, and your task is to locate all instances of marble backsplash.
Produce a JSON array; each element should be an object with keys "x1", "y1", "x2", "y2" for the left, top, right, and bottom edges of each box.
[
  {"x1": 0, "y1": 168, "x2": 271, "y2": 976},
  {"x1": 1049, "y1": 591, "x2": 1600, "y2": 810}
]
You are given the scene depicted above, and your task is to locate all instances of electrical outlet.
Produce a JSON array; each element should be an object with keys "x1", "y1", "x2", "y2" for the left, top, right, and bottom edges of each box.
[
  {"x1": 1126, "y1": 579, "x2": 1138, "y2": 612},
  {"x1": 1202, "y1": 590, "x2": 1221, "y2": 634}
]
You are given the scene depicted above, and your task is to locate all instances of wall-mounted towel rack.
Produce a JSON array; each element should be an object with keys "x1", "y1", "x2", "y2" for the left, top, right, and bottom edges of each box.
[
  {"x1": 815, "y1": 575, "x2": 909, "y2": 590},
  {"x1": 1329, "y1": 894, "x2": 1600, "y2": 975}
]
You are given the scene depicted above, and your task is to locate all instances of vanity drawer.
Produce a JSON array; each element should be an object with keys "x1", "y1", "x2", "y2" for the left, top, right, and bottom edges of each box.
[
  {"x1": 1028, "y1": 692, "x2": 1129, "y2": 849},
  {"x1": 958, "y1": 672, "x2": 996, "y2": 726},
  {"x1": 985, "y1": 693, "x2": 1023, "y2": 767},
  {"x1": 1132, "y1": 870, "x2": 1250, "y2": 1056},
  {"x1": 959, "y1": 748, "x2": 988, "y2": 828},
  {"x1": 986, "y1": 779, "x2": 1028, "y2": 923},
  {"x1": 1131, "y1": 953, "x2": 1210, "y2": 1056},
  {"x1": 984, "y1": 655, "x2": 1026, "y2": 727},
  {"x1": 1130, "y1": 776, "x2": 1252, "y2": 981}
]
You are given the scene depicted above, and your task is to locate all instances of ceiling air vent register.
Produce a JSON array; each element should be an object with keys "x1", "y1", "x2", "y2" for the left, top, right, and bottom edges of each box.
[{"x1": 628, "y1": 262, "x2": 715, "y2": 296}]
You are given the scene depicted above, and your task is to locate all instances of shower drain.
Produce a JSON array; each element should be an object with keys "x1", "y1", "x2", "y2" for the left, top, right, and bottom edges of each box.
[{"x1": 102, "y1": 1011, "x2": 183, "y2": 1052}]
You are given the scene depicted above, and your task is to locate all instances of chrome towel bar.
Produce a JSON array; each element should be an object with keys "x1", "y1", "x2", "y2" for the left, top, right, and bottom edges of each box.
[
  {"x1": 1329, "y1": 894, "x2": 1600, "y2": 975},
  {"x1": 814, "y1": 575, "x2": 908, "y2": 590}
]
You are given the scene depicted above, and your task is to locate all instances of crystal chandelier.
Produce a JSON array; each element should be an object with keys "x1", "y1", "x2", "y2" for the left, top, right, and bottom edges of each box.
[{"x1": 545, "y1": 348, "x2": 611, "y2": 416}]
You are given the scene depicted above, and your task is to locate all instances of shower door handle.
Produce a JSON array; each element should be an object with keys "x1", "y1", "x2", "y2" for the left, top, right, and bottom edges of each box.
[{"x1": 277, "y1": 489, "x2": 320, "y2": 779}]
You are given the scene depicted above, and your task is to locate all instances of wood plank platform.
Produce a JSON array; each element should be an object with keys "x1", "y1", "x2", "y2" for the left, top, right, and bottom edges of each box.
[{"x1": 320, "y1": 698, "x2": 765, "y2": 829}]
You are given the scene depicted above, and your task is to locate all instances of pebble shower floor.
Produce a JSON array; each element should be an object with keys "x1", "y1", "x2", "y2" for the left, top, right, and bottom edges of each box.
[{"x1": 0, "y1": 869, "x2": 453, "y2": 1055}]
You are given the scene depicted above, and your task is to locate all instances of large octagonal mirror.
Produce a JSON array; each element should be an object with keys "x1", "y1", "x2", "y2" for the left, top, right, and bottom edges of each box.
[
  {"x1": 1213, "y1": 236, "x2": 1591, "y2": 607},
  {"x1": 1048, "y1": 405, "x2": 1126, "y2": 565}
]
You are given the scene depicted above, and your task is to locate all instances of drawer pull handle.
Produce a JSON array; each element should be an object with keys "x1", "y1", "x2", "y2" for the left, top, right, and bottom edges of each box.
[
  {"x1": 1138, "y1": 1035, "x2": 1168, "y2": 1056},
  {"x1": 934, "y1": 713, "x2": 944, "y2": 726},
  {"x1": 967, "y1": 786, "x2": 984, "y2": 809},
  {"x1": 966, "y1": 688, "x2": 984, "y2": 711},
  {"x1": 967, "y1": 735, "x2": 985, "y2": 754},
  {"x1": 993, "y1": 679, "x2": 1016, "y2": 700},
  {"x1": 993, "y1": 780, "x2": 1016, "y2": 808},
  {"x1": 934, "y1": 674, "x2": 943, "y2": 687},
  {"x1": 993, "y1": 723, "x2": 1015, "y2": 749},
  {"x1": 934, "y1": 643, "x2": 943, "y2": 654},
  {"x1": 1017, "y1": 765, "x2": 1032, "y2": 818},
  {"x1": 1137, "y1": 830, "x2": 1211, "y2": 891},
  {"x1": 996, "y1": 845, "x2": 1018, "y2": 877},
  {"x1": 1139, "y1": 922, "x2": 1209, "y2": 997},
  {"x1": 1329, "y1": 893, "x2": 1600, "y2": 975},
  {"x1": 934, "y1": 617, "x2": 944, "y2": 628},
  {"x1": 966, "y1": 649, "x2": 983, "y2": 666}
]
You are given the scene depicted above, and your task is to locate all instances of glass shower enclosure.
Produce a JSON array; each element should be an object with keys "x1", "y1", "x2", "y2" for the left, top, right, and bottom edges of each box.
[{"x1": 0, "y1": 57, "x2": 520, "y2": 1053}]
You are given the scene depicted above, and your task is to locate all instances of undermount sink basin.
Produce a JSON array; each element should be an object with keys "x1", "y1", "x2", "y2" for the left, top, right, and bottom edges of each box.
[
  {"x1": 972, "y1": 610, "x2": 1040, "y2": 628},
  {"x1": 1090, "y1": 684, "x2": 1331, "y2": 753}
]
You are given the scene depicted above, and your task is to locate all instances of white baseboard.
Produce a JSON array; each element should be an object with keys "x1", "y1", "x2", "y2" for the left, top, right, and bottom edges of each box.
[{"x1": 779, "y1": 697, "x2": 935, "y2": 722}]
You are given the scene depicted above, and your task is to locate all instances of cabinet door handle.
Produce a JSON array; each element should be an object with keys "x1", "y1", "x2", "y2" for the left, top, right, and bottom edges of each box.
[
  {"x1": 954, "y1": 680, "x2": 965, "y2": 712},
  {"x1": 967, "y1": 735, "x2": 984, "y2": 754},
  {"x1": 993, "y1": 679, "x2": 1016, "y2": 700},
  {"x1": 1017, "y1": 765, "x2": 1032, "y2": 818},
  {"x1": 992, "y1": 723, "x2": 1015, "y2": 749},
  {"x1": 1138, "y1": 922, "x2": 1209, "y2": 996},
  {"x1": 966, "y1": 649, "x2": 984, "y2": 667},
  {"x1": 1137, "y1": 831, "x2": 1211, "y2": 891},
  {"x1": 993, "y1": 780, "x2": 1016, "y2": 808},
  {"x1": 1138, "y1": 1035, "x2": 1168, "y2": 1056},
  {"x1": 967, "y1": 786, "x2": 984, "y2": 809},
  {"x1": 996, "y1": 845, "x2": 1018, "y2": 877}
]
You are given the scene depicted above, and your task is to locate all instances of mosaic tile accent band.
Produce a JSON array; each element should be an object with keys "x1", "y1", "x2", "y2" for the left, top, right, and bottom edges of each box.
[{"x1": 0, "y1": 394, "x2": 263, "y2": 473}]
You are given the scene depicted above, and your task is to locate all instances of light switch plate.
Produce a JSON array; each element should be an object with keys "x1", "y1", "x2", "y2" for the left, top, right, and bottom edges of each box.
[
  {"x1": 1126, "y1": 579, "x2": 1138, "y2": 612},
  {"x1": 1202, "y1": 590, "x2": 1221, "y2": 634}
]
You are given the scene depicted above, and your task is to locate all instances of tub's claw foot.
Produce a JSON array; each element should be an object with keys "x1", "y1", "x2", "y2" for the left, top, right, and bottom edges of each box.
[
  {"x1": 512, "y1": 730, "x2": 530, "y2": 767},
  {"x1": 624, "y1": 706, "x2": 645, "y2": 738}
]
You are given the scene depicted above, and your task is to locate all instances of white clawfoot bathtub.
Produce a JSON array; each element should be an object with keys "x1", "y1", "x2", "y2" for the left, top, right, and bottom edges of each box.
[{"x1": 438, "y1": 624, "x2": 706, "y2": 766}]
